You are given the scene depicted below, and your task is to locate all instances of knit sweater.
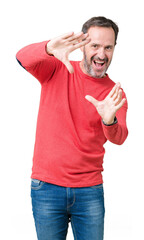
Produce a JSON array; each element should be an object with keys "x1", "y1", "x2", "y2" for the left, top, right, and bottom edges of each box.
[{"x1": 16, "y1": 41, "x2": 128, "y2": 187}]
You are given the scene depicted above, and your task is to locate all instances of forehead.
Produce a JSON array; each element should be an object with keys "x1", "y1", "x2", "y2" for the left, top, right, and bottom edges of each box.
[{"x1": 88, "y1": 26, "x2": 115, "y2": 45}]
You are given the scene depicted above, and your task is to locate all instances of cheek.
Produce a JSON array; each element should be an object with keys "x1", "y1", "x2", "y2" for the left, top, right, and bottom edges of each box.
[
  {"x1": 86, "y1": 52, "x2": 93, "y2": 62},
  {"x1": 108, "y1": 52, "x2": 114, "y2": 60},
  {"x1": 84, "y1": 46, "x2": 98, "y2": 63},
  {"x1": 84, "y1": 46, "x2": 94, "y2": 57},
  {"x1": 105, "y1": 53, "x2": 112, "y2": 64},
  {"x1": 88, "y1": 51, "x2": 97, "y2": 61}
]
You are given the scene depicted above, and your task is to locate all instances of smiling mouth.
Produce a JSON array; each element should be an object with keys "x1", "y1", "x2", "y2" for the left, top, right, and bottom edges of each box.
[
  {"x1": 93, "y1": 60, "x2": 105, "y2": 67},
  {"x1": 92, "y1": 59, "x2": 107, "y2": 70}
]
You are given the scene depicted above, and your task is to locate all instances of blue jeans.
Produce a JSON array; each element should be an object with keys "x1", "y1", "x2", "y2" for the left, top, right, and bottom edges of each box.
[{"x1": 31, "y1": 179, "x2": 105, "y2": 240}]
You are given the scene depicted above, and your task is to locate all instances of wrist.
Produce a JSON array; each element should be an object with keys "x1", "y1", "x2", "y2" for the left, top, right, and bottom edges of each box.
[
  {"x1": 46, "y1": 42, "x2": 54, "y2": 56},
  {"x1": 102, "y1": 117, "x2": 117, "y2": 126}
]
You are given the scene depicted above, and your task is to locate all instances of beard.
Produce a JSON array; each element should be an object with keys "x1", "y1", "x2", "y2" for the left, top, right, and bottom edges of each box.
[{"x1": 83, "y1": 48, "x2": 111, "y2": 78}]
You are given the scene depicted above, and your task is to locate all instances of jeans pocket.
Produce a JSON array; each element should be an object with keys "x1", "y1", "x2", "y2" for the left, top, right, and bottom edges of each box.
[{"x1": 31, "y1": 178, "x2": 45, "y2": 190}]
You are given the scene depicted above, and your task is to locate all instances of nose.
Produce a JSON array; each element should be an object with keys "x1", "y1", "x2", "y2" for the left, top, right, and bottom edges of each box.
[{"x1": 97, "y1": 47, "x2": 105, "y2": 60}]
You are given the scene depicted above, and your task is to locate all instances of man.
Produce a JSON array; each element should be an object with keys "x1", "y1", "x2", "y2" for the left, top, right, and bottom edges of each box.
[{"x1": 16, "y1": 16, "x2": 128, "y2": 240}]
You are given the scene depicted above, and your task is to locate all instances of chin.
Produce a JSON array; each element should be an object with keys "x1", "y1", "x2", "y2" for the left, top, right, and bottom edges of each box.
[{"x1": 90, "y1": 69, "x2": 106, "y2": 78}]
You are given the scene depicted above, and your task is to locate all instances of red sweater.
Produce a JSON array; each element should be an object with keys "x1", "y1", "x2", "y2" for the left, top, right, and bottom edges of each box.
[{"x1": 16, "y1": 41, "x2": 128, "y2": 187}]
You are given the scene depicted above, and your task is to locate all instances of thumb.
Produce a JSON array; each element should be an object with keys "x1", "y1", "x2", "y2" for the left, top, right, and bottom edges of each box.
[
  {"x1": 85, "y1": 95, "x2": 99, "y2": 107},
  {"x1": 63, "y1": 58, "x2": 74, "y2": 74}
]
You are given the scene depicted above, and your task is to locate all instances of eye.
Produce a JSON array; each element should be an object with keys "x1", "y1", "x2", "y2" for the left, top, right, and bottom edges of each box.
[
  {"x1": 105, "y1": 46, "x2": 113, "y2": 51},
  {"x1": 92, "y1": 44, "x2": 98, "y2": 49}
]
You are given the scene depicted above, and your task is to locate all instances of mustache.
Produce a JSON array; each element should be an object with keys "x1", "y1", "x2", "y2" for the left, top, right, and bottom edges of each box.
[{"x1": 91, "y1": 56, "x2": 108, "y2": 63}]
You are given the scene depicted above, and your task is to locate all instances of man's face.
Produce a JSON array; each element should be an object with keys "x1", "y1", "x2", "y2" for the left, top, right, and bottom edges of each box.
[{"x1": 80, "y1": 26, "x2": 115, "y2": 78}]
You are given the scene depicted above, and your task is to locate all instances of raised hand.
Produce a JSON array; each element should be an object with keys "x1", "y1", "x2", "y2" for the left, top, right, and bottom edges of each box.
[
  {"x1": 85, "y1": 83, "x2": 126, "y2": 125},
  {"x1": 46, "y1": 32, "x2": 90, "y2": 73}
]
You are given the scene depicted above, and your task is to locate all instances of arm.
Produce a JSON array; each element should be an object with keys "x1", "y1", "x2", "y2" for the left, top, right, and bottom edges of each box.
[
  {"x1": 85, "y1": 83, "x2": 128, "y2": 145},
  {"x1": 102, "y1": 92, "x2": 128, "y2": 145},
  {"x1": 16, "y1": 32, "x2": 90, "y2": 84},
  {"x1": 16, "y1": 41, "x2": 57, "y2": 84}
]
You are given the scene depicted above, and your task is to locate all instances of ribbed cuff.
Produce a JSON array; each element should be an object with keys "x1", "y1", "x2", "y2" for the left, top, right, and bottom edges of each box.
[{"x1": 102, "y1": 117, "x2": 118, "y2": 126}]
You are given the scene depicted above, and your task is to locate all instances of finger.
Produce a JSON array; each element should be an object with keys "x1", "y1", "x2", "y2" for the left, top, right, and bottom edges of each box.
[
  {"x1": 72, "y1": 37, "x2": 91, "y2": 50},
  {"x1": 68, "y1": 32, "x2": 85, "y2": 42},
  {"x1": 109, "y1": 82, "x2": 121, "y2": 98},
  {"x1": 115, "y1": 98, "x2": 126, "y2": 111},
  {"x1": 62, "y1": 32, "x2": 74, "y2": 39},
  {"x1": 63, "y1": 59, "x2": 74, "y2": 74},
  {"x1": 69, "y1": 33, "x2": 89, "y2": 44},
  {"x1": 114, "y1": 89, "x2": 122, "y2": 105},
  {"x1": 112, "y1": 85, "x2": 119, "y2": 100},
  {"x1": 72, "y1": 34, "x2": 89, "y2": 46},
  {"x1": 85, "y1": 95, "x2": 98, "y2": 107}
]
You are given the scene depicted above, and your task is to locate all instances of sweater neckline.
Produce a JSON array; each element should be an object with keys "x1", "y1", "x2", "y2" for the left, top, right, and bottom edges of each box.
[{"x1": 77, "y1": 61, "x2": 109, "y2": 82}]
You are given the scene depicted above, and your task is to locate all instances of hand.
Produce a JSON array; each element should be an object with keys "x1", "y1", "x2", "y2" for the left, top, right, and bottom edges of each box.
[
  {"x1": 47, "y1": 32, "x2": 90, "y2": 73},
  {"x1": 85, "y1": 83, "x2": 126, "y2": 125}
]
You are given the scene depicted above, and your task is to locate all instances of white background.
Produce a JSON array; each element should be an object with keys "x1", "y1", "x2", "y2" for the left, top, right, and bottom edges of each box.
[{"x1": 0, "y1": 0, "x2": 144, "y2": 239}]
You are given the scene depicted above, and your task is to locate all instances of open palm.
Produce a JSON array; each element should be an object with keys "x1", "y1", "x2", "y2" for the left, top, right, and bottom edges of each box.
[
  {"x1": 85, "y1": 83, "x2": 126, "y2": 125},
  {"x1": 47, "y1": 32, "x2": 90, "y2": 73}
]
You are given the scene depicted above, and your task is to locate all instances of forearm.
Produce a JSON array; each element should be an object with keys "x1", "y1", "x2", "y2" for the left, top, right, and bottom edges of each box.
[
  {"x1": 16, "y1": 41, "x2": 57, "y2": 84},
  {"x1": 102, "y1": 118, "x2": 128, "y2": 145},
  {"x1": 16, "y1": 41, "x2": 49, "y2": 69},
  {"x1": 102, "y1": 98, "x2": 128, "y2": 145}
]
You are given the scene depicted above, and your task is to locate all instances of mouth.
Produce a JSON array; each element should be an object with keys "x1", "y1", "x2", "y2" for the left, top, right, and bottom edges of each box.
[
  {"x1": 92, "y1": 59, "x2": 106, "y2": 70},
  {"x1": 93, "y1": 60, "x2": 105, "y2": 66}
]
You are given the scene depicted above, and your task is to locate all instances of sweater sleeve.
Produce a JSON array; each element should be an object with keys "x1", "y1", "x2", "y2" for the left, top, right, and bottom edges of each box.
[
  {"x1": 102, "y1": 90, "x2": 128, "y2": 145},
  {"x1": 16, "y1": 41, "x2": 60, "y2": 85}
]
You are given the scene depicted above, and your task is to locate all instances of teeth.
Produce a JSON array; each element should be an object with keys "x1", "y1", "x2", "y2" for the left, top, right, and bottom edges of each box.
[
  {"x1": 94, "y1": 60, "x2": 104, "y2": 64},
  {"x1": 93, "y1": 60, "x2": 105, "y2": 66}
]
